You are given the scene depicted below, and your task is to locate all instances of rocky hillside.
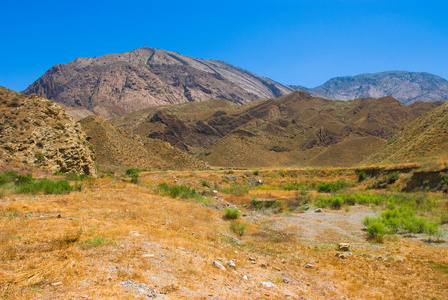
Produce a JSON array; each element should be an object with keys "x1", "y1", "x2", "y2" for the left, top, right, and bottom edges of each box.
[
  {"x1": 361, "y1": 102, "x2": 448, "y2": 165},
  {"x1": 23, "y1": 47, "x2": 294, "y2": 119},
  {"x1": 0, "y1": 87, "x2": 97, "y2": 175},
  {"x1": 294, "y1": 71, "x2": 448, "y2": 104},
  {"x1": 79, "y1": 115, "x2": 208, "y2": 172},
  {"x1": 111, "y1": 91, "x2": 444, "y2": 168}
]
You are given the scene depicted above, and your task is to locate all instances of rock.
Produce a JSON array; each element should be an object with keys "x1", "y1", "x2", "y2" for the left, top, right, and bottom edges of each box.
[
  {"x1": 227, "y1": 260, "x2": 236, "y2": 268},
  {"x1": 283, "y1": 278, "x2": 290, "y2": 284},
  {"x1": 315, "y1": 208, "x2": 322, "y2": 213},
  {"x1": 213, "y1": 190, "x2": 218, "y2": 194},
  {"x1": 305, "y1": 263, "x2": 313, "y2": 269},
  {"x1": 243, "y1": 275, "x2": 248, "y2": 280},
  {"x1": 261, "y1": 281, "x2": 276, "y2": 288},
  {"x1": 142, "y1": 254, "x2": 154, "y2": 258},
  {"x1": 338, "y1": 243, "x2": 350, "y2": 251},
  {"x1": 0, "y1": 88, "x2": 97, "y2": 176},
  {"x1": 51, "y1": 282, "x2": 62, "y2": 286},
  {"x1": 213, "y1": 261, "x2": 226, "y2": 270}
]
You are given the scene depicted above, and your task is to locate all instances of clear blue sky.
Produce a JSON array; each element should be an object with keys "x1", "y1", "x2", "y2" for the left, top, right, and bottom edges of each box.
[{"x1": 1, "y1": 0, "x2": 447, "y2": 92}]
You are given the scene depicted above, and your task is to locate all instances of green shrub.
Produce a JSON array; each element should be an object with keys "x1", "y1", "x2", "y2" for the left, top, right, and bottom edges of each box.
[
  {"x1": 223, "y1": 207, "x2": 241, "y2": 220},
  {"x1": 155, "y1": 183, "x2": 204, "y2": 201},
  {"x1": 201, "y1": 181, "x2": 211, "y2": 188},
  {"x1": 16, "y1": 179, "x2": 75, "y2": 195},
  {"x1": 230, "y1": 221, "x2": 248, "y2": 236},
  {"x1": 330, "y1": 197, "x2": 344, "y2": 210},
  {"x1": 125, "y1": 168, "x2": 151, "y2": 177},
  {"x1": 253, "y1": 170, "x2": 259, "y2": 176},
  {"x1": 16, "y1": 174, "x2": 35, "y2": 185},
  {"x1": 0, "y1": 173, "x2": 9, "y2": 186},
  {"x1": 219, "y1": 184, "x2": 249, "y2": 195},
  {"x1": 358, "y1": 170, "x2": 367, "y2": 182},
  {"x1": 366, "y1": 221, "x2": 387, "y2": 241},
  {"x1": 316, "y1": 179, "x2": 350, "y2": 193},
  {"x1": 130, "y1": 175, "x2": 139, "y2": 184}
]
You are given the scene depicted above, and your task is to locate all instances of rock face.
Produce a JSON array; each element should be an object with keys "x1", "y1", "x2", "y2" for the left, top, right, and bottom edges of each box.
[
  {"x1": 23, "y1": 47, "x2": 294, "y2": 119},
  {"x1": 0, "y1": 87, "x2": 97, "y2": 175},
  {"x1": 293, "y1": 71, "x2": 448, "y2": 104}
]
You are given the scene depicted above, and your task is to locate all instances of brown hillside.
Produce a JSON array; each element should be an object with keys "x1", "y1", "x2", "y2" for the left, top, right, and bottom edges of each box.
[
  {"x1": 361, "y1": 102, "x2": 448, "y2": 165},
  {"x1": 0, "y1": 87, "x2": 96, "y2": 175},
  {"x1": 111, "y1": 91, "x2": 443, "y2": 168},
  {"x1": 79, "y1": 115, "x2": 208, "y2": 172}
]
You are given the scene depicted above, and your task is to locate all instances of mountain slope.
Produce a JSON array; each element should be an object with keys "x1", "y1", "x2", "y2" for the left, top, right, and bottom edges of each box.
[
  {"x1": 361, "y1": 102, "x2": 448, "y2": 165},
  {"x1": 23, "y1": 47, "x2": 294, "y2": 119},
  {"x1": 79, "y1": 115, "x2": 208, "y2": 172},
  {"x1": 0, "y1": 87, "x2": 97, "y2": 175},
  {"x1": 111, "y1": 91, "x2": 444, "y2": 168},
  {"x1": 294, "y1": 71, "x2": 448, "y2": 104}
]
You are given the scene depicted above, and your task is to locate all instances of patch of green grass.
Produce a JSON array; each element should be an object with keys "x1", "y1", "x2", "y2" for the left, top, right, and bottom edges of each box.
[
  {"x1": 155, "y1": 183, "x2": 205, "y2": 202},
  {"x1": 16, "y1": 179, "x2": 79, "y2": 195},
  {"x1": 362, "y1": 207, "x2": 440, "y2": 241},
  {"x1": 125, "y1": 168, "x2": 151, "y2": 176},
  {"x1": 427, "y1": 260, "x2": 448, "y2": 274},
  {"x1": 219, "y1": 184, "x2": 249, "y2": 195},
  {"x1": 316, "y1": 179, "x2": 350, "y2": 193},
  {"x1": 223, "y1": 207, "x2": 241, "y2": 220},
  {"x1": 253, "y1": 170, "x2": 259, "y2": 176},
  {"x1": 201, "y1": 181, "x2": 211, "y2": 188},
  {"x1": 80, "y1": 236, "x2": 112, "y2": 248}
]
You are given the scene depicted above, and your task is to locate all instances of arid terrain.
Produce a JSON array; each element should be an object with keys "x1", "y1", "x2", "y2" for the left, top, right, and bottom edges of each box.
[{"x1": 1, "y1": 167, "x2": 447, "y2": 299}]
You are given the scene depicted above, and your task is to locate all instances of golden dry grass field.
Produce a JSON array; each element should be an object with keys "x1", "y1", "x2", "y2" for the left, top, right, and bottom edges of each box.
[{"x1": 1, "y1": 169, "x2": 448, "y2": 299}]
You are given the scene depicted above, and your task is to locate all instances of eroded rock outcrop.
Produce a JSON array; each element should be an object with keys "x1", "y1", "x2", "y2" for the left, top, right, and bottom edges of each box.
[{"x1": 0, "y1": 87, "x2": 97, "y2": 175}]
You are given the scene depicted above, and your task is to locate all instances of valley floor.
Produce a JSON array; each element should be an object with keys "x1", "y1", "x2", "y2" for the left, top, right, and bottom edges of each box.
[{"x1": 1, "y1": 170, "x2": 448, "y2": 299}]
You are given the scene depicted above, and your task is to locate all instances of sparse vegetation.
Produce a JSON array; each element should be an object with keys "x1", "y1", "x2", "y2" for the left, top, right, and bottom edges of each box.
[
  {"x1": 223, "y1": 207, "x2": 241, "y2": 220},
  {"x1": 155, "y1": 183, "x2": 204, "y2": 202},
  {"x1": 229, "y1": 221, "x2": 248, "y2": 236}
]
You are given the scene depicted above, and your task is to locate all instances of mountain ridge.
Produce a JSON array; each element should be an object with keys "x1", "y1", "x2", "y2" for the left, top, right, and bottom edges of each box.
[
  {"x1": 293, "y1": 71, "x2": 448, "y2": 104},
  {"x1": 23, "y1": 47, "x2": 294, "y2": 119}
]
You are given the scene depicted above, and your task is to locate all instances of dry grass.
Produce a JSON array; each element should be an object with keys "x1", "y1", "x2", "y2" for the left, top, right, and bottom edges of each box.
[{"x1": 1, "y1": 171, "x2": 447, "y2": 299}]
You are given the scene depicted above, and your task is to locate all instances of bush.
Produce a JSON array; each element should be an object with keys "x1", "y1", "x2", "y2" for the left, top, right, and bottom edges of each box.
[
  {"x1": 125, "y1": 168, "x2": 151, "y2": 177},
  {"x1": 223, "y1": 207, "x2": 241, "y2": 220},
  {"x1": 155, "y1": 183, "x2": 204, "y2": 201},
  {"x1": 253, "y1": 170, "x2": 259, "y2": 176},
  {"x1": 0, "y1": 173, "x2": 9, "y2": 186},
  {"x1": 358, "y1": 170, "x2": 367, "y2": 182},
  {"x1": 316, "y1": 181, "x2": 348, "y2": 193},
  {"x1": 230, "y1": 221, "x2": 248, "y2": 236},
  {"x1": 366, "y1": 221, "x2": 387, "y2": 241},
  {"x1": 362, "y1": 207, "x2": 439, "y2": 241},
  {"x1": 16, "y1": 179, "x2": 76, "y2": 195},
  {"x1": 201, "y1": 181, "x2": 211, "y2": 188}
]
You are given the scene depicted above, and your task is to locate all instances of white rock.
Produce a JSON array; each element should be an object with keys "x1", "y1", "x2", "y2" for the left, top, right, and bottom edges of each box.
[
  {"x1": 213, "y1": 260, "x2": 226, "y2": 270},
  {"x1": 52, "y1": 282, "x2": 62, "y2": 286},
  {"x1": 243, "y1": 275, "x2": 248, "y2": 280},
  {"x1": 228, "y1": 260, "x2": 236, "y2": 268},
  {"x1": 305, "y1": 263, "x2": 313, "y2": 268},
  {"x1": 261, "y1": 281, "x2": 276, "y2": 288},
  {"x1": 315, "y1": 208, "x2": 322, "y2": 213}
]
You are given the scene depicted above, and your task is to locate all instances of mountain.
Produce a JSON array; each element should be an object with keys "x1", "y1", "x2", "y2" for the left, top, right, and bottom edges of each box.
[
  {"x1": 293, "y1": 71, "x2": 448, "y2": 104},
  {"x1": 0, "y1": 87, "x2": 96, "y2": 175},
  {"x1": 79, "y1": 115, "x2": 208, "y2": 172},
  {"x1": 110, "y1": 91, "x2": 444, "y2": 168},
  {"x1": 361, "y1": 102, "x2": 448, "y2": 165},
  {"x1": 23, "y1": 47, "x2": 294, "y2": 119}
]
